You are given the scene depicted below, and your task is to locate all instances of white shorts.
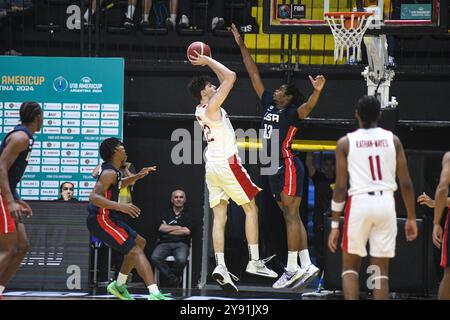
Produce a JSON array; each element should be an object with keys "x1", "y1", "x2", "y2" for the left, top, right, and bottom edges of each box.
[
  {"x1": 205, "y1": 155, "x2": 261, "y2": 208},
  {"x1": 342, "y1": 191, "x2": 397, "y2": 258}
]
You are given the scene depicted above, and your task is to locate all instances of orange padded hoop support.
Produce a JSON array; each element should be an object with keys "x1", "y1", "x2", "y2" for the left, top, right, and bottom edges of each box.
[{"x1": 325, "y1": 12, "x2": 373, "y2": 29}]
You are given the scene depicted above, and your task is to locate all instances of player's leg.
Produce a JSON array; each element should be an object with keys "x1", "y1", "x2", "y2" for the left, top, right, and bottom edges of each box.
[
  {"x1": 438, "y1": 213, "x2": 450, "y2": 299},
  {"x1": 0, "y1": 231, "x2": 18, "y2": 297},
  {"x1": 438, "y1": 267, "x2": 450, "y2": 300},
  {"x1": 369, "y1": 256, "x2": 390, "y2": 300},
  {"x1": 0, "y1": 223, "x2": 29, "y2": 288},
  {"x1": 342, "y1": 251, "x2": 362, "y2": 299}
]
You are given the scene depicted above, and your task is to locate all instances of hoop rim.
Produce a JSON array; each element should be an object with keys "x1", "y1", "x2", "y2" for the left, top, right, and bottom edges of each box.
[{"x1": 324, "y1": 12, "x2": 374, "y2": 19}]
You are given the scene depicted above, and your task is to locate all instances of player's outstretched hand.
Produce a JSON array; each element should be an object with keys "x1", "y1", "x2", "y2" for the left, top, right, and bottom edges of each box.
[
  {"x1": 405, "y1": 218, "x2": 418, "y2": 242},
  {"x1": 328, "y1": 228, "x2": 340, "y2": 253},
  {"x1": 432, "y1": 224, "x2": 443, "y2": 248},
  {"x1": 137, "y1": 166, "x2": 157, "y2": 179},
  {"x1": 119, "y1": 203, "x2": 141, "y2": 218},
  {"x1": 17, "y1": 199, "x2": 33, "y2": 218},
  {"x1": 231, "y1": 23, "x2": 244, "y2": 46},
  {"x1": 309, "y1": 75, "x2": 326, "y2": 92},
  {"x1": 189, "y1": 50, "x2": 209, "y2": 66},
  {"x1": 417, "y1": 192, "x2": 435, "y2": 208}
]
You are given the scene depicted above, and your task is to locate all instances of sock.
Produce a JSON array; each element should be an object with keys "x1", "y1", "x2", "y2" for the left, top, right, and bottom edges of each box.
[
  {"x1": 170, "y1": 14, "x2": 176, "y2": 24},
  {"x1": 215, "y1": 252, "x2": 225, "y2": 266},
  {"x1": 143, "y1": 13, "x2": 149, "y2": 22},
  {"x1": 126, "y1": 5, "x2": 135, "y2": 19},
  {"x1": 117, "y1": 272, "x2": 128, "y2": 286},
  {"x1": 299, "y1": 249, "x2": 312, "y2": 269},
  {"x1": 83, "y1": 10, "x2": 91, "y2": 21},
  {"x1": 148, "y1": 284, "x2": 160, "y2": 295},
  {"x1": 0, "y1": 285, "x2": 5, "y2": 295},
  {"x1": 286, "y1": 251, "x2": 299, "y2": 272},
  {"x1": 248, "y1": 244, "x2": 259, "y2": 261}
]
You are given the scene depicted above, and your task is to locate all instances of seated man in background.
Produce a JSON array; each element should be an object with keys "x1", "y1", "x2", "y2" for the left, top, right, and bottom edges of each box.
[
  {"x1": 151, "y1": 189, "x2": 192, "y2": 288},
  {"x1": 55, "y1": 182, "x2": 78, "y2": 202}
]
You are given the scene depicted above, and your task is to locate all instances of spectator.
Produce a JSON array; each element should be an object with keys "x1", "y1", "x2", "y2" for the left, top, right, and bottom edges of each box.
[
  {"x1": 164, "y1": 0, "x2": 179, "y2": 31},
  {"x1": 306, "y1": 152, "x2": 335, "y2": 271},
  {"x1": 177, "y1": 0, "x2": 225, "y2": 31},
  {"x1": 124, "y1": 0, "x2": 153, "y2": 29},
  {"x1": 151, "y1": 189, "x2": 192, "y2": 288},
  {"x1": 55, "y1": 182, "x2": 78, "y2": 202}
]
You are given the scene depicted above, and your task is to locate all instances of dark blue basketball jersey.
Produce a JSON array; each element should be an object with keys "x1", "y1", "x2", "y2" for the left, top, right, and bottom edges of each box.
[
  {"x1": 87, "y1": 162, "x2": 122, "y2": 214},
  {"x1": 0, "y1": 125, "x2": 34, "y2": 200},
  {"x1": 260, "y1": 90, "x2": 302, "y2": 161}
]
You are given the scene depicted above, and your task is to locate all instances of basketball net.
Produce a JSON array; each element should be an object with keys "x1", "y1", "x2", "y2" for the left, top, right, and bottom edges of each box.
[{"x1": 324, "y1": 12, "x2": 374, "y2": 62}]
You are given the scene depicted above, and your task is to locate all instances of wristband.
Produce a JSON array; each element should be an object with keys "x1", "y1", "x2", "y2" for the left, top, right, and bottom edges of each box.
[
  {"x1": 331, "y1": 200, "x2": 345, "y2": 212},
  {"x1": 331, "y1": 221, "x2": 339, "y2": 229}
]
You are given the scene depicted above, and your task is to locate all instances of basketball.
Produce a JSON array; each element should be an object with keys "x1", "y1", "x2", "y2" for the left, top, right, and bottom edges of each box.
[{"x1": 187, "y1": 41, "x2": 211, "y2": 62}]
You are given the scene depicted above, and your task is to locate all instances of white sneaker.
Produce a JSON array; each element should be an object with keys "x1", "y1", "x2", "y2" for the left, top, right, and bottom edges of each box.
[
  {"x1": 246, "y1": 255, "x2": 278, "y2": 278},
  {"x1": 211, "y1": 16, "x2": 225, "y2": 31},
  {"x1": 291, "y1": 264, "x2": 320, "y2": 292},
  {"x1": 212, "y1": 265, "x2": 239, "y2": 293},
  {"x1": 272, "y1": 266, "x2": 304, "y2": 289},
  {"x1": 179, "y1": 14, "x2": 190, "y2": 29}
]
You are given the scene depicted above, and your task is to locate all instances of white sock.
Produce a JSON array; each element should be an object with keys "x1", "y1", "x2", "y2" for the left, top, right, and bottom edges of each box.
[
  {"x1": 248, "y1": 244, "x2": 259, "y2": 261},
  {"x1": 215, "y1": 252, "x2": 225, "y2": 266},
  {"x1": 170, "y1": 14, "x2": 176, "y2": 24},
  {"x1": 143, "y1": 13, "x2": 149, "y2": 22},
  {"x1": 117, "y1": 272, "x2": 128, "y2": 286},
  {"x1": 148, "y1": 284, "x2": 159, "y2": 294},
  {"x1": 126, "y1": 5, "x2": 135, "y2": 19},
  {"x1": 299, "y1": 249, "x2": 312, "y2": 269},
  {"x1": 83, "y1": 10, "x2": 91, "y2": 21},
  {"x1": 287, "y1": 251, "x2": 299, "y2": 272},
  {"x1": 0, "y1": 285, "x2": 5, "y2": 295}
]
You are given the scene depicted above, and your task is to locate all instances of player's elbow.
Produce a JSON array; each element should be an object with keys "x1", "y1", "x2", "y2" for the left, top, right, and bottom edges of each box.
[{"x1": 227, "y1": 71, "x2": 237, "y2": 83}]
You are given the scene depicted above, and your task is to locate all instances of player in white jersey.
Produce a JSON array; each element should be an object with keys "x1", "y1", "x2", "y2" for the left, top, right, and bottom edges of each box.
[
  {"x1": 187, "y1": 52, "x2": 277, "y2": 292},
  {"x1": 328, "y1": 95, "x2": 418, "y2": 299}
]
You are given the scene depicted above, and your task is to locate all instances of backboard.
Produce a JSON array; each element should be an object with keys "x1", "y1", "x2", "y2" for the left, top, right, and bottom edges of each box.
[{"x1": 263, "y1": 0, "x2": 448, "y2": 35}]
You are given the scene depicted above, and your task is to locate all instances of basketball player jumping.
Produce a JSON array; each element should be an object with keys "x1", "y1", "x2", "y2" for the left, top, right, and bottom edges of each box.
[
  {"x1": 188, "y1": 51, "x2": 278, "y2": 292},
  {"x1": 328, "y1": 95, "x2": 418, "y2": 299},
  {"x1": 87, "y1": 137, "x2": 171, "y2": 300},
  {"x1": 0, "y1": 101, "x2": 43, "y2": 299}
]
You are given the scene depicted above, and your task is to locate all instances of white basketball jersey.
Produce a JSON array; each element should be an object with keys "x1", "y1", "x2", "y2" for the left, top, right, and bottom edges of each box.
[
  {"x1": 195, "y1": 105, "x2": 238, "y2": 163},
  {"x1": 347, "y1": 127, "x2": 397, "y2": 196}
]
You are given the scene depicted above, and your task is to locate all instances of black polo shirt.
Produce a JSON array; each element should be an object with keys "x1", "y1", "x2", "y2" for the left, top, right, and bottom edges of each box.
[{"x1": 157, "y1": 209, "x2": 192, "y2": 245}]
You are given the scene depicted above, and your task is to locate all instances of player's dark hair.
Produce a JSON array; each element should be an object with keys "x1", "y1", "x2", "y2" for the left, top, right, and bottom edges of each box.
[
  {"x1": 284, "y1": 84, "x2": 305, "y2": 105},
  {"x1": 356, "y1": 95, "x2": 381, "y2": 129},
  {"x1": 100, "y1": 137, "x2": 122, "y2": 162},
  {"x1": 20, "y1": 101, "x2": 42, "y2": 124},
  {"x1": 187, "y1": 75, "x2": 212, "y2": 101}
]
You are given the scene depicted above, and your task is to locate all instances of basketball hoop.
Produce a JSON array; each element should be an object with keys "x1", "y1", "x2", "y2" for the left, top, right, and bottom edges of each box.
[{"x1": 324, "y1": 12, "x2": 374, "y2": 62}]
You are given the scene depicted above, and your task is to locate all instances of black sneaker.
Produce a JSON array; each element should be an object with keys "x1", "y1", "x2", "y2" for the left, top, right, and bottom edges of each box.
[
  {"x1": 165, "y1": 17, "x2": 175, "y2": 31},
  {"x1": 124, "y1": 17, "x2": 134, "y2": 29},
  {"x1": 140, "y1": 20, "x2": 150, "y2": 29}
]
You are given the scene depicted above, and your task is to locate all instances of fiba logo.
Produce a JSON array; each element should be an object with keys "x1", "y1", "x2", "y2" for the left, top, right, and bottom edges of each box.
[
  {"x1": 53, "y1": 76, "x2": 68, "y2": 92},
  {"x1": 278, "y1": 4, "x2": 291, "y2": 19}
]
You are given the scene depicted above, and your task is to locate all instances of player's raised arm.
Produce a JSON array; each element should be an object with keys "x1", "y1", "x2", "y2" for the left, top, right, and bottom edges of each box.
[
  {"x1": 297, "y1": 75, "x2": 326, "y2": 120},
  {"x1": 231, "y1": 23, "x2": 265, "y2": 99}
]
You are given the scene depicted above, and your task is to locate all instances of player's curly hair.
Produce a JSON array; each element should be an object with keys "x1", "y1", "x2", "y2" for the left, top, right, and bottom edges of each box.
[
  {"x1": 356, "y1": 95, "x2": 381, "y2": 128},
  {"x1": 100, "y1": 137, "x2": 122, "y2": 162},
  {"x1": 284, "y1": 84, "x2": 305, "y2": 106},
  {"x1": 187, "y1": 75, "x2": 212, "y2": 101},
  {"x1": 20, "y1": 101, "x2": 42, "y2": 124}
]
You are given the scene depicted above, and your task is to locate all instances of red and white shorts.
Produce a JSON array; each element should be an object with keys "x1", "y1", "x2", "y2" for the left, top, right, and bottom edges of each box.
[
  {"x1": 342, "y1": 190, "x2": 397, "y2": 258},
  {"x1": 0, "y1": 194, "x2": 15, "y2": 234},
  {"x1": 205, "y1": 155, "x2": 261, "y2": 208}
]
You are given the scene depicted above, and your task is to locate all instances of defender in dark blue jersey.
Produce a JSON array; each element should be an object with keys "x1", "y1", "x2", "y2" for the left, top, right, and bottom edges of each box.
[
  {"x1": 87, "y1": 137, "x2": 172, "y2": 300},
  {"x1": 0, "y1": 101, "x2": 42, "y2": 299},
  {"x1": 232, "y1": 24, "x2": 326, "y2": 290}
]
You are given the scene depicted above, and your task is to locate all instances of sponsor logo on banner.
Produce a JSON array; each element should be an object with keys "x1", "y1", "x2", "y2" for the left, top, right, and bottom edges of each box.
[
  {"x1": 53, "y1": 76, "x2": 69, "y2": 92},
  {"x1": 4, "y1": 102, "x2": 22, "y2": 109},
  {"x1": 45, "y1": 119, "x2": 62, "y2": 126},
  {"x1": 3, "y1": 126, "x2": 14, "y2": 133},
  {"x1": 43, "y1": 150, "x2": 60, "y2": 157},
  {"x1": 63, "y1": 111, "x2": 80, "y2": 118},
  {"x1": 21, "y1": 189, "x2": 40, "y2": 196},
  {"x1": 63, "y1": 149, "x2": 79, "y2": 157},
  {"x1": 28, "y1": 158, "x2": 41, "y2": 165},
  {"x1": 44, "y1": 111, "x2": 61, "y2": 118},
  {"x1": 82, "y1": 128, "x2": 99, "y2": 135},
  {"x1": 41, "y1": 189, "x2": 59, "y2": 196},
  {"x1": 80, "y1": 181, "x2": 95, "y2": 188},
  {"x1": 41, "y1": 180, "x2": 59, "y2": 188},
  {"x1": 62, "y1": 142, "x2": 80, "y2": 149},
  {"x1": 82, "y1": 112, "x2": 100, "y2": 119},
  {"x1": 82, "y1": 104, "x2": 100, "y2": 111},
  {"x1": 61, "y1": 158, "x2": 79, "y2": 165},
  {"x1": 61, "y1": 166, "x2": 79, "y2": 173},
  {"x1": 33, "y1": 141, "x2": 41, "y2": 148},
  {"x1": 80, "y1": 166, "x2": 96, "y2": 173},
  {"x1": 101, "y1": 120, "x2": 119, "y2": 127},
  {"x1": 4, "y1": 118, "x2": 20, "y2": 125},
  {"x1": 63, "y1": 103, "x2": 81, "y2": 110},
  {"x1": 62, "y1": 127, "x2": 81, "y2": 135},
  {"x1": 39, "y1": 197, "x2": 54, "y2": 200},
  {"x1": 69, "y1": 76, "x2": 103, "y2": 93},
  {"x1": 22, "y1": 181, "x2": 39, "y2": 188},
  {"x1": 81, "y1": 150, "x2": 98, "y2": 157},
  {"x1": 102, "y1": 104, "x2": 120, "y2": 111},
  {"x1": 62, "y1": 119, "x2": 80, "y2": 126},
  {"x1": 81, "y1": 142, "x2": 99, "y2": 149},
  {"x1": 42, "y1": 158, "x2": 60, "y2": 165},
  {"x1": 42, "y1": 166, "x2": 60, "y2": 173},
  {"x1": 44, "y1": 142, "x2": 61, "y2": 149},
  {"x1": 5, "y1": 110, "x2": 19, "y2": 117},
  {"x1": 81, "y1": 158, "x2": 98, "y2": 166},
  {"x1": 43, "y1": 127, "x2": 62, "y2": 134},
  {"x1": 101, "y1": 112, "x2": 119, "y2": 119},
  {"x1": 25, "y1": 166, "x2": 40, "y2": 173},
  {"x1": 82, "y1": 120, "x2": 100, "y2": 127},
  {"x1": 31, "y1": 149, "x2": 41, "y2": 156},
  {"x1": 79, "y1": 189, "x2": 92, "y2": 196},
  {"x1": 101, "y1": 128, "x2": 119, "y2": 135},
  {"x1": 44, "y1": 103, "x2": 62, "y2": 110}
]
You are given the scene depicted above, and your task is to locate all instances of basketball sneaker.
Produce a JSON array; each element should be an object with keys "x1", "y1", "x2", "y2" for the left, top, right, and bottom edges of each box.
[
  {"x1": 272, "y1": 266, "x2": 305, "y2": 289},
  {"x1": 212, "y1": 265, "x2": 239, "y2": 293},
  {"x1": 148, "y1": 291, "x2": 174, "y2": 300},
  {"x1": 291, "y1": 264, "x2": 320, "y2": 292},
  {"x1": 107, "y1": 280, "x2": 135, "y2": 300},
  {"x1": 246, "y1": 255, "x2": 278, "y2": 278}
]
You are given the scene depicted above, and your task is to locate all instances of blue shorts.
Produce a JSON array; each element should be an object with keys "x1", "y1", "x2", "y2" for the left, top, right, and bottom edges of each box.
[
  {"x1": 87, "y1": 207, "x2": 137, "y2": 255},
  {"x1": 268, "y1": 156, "x2": 304, "y2": 202}
]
